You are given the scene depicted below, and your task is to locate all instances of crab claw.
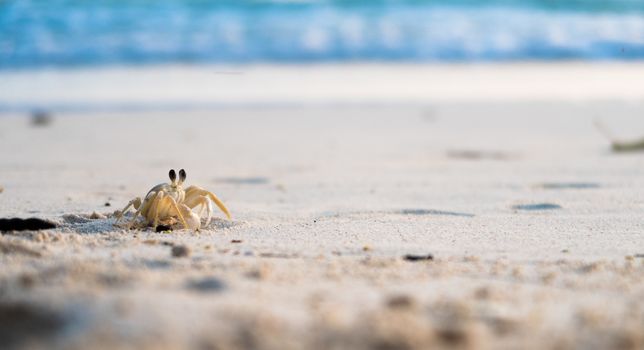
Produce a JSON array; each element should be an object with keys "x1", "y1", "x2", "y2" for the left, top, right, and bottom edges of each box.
[{"x1": 178, "y1": 204, "x2": 201, "y2": 231}]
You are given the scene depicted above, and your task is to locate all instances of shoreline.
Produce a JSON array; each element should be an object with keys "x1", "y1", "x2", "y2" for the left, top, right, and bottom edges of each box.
[{"x1": 1, "y1": 62, "x2": 643, "y2": 113}]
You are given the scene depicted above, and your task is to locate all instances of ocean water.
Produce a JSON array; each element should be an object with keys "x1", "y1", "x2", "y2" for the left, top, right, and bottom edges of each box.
[{"x1": 1, "y1": 0, "x2": 643, "y2": 68}]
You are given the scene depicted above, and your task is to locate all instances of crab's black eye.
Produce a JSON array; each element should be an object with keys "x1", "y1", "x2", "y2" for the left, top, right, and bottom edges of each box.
[
  {"x1": 179, "y1": 169, "x2": 187, "y2": 182},
  {"x1": 169, "y1": 169, "x2": 177, "y2": 182}
]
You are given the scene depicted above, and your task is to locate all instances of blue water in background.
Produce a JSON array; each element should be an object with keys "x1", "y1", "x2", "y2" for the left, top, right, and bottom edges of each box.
[{"x1": 1, "y1": 0, "x2": 643, "y2": 69}]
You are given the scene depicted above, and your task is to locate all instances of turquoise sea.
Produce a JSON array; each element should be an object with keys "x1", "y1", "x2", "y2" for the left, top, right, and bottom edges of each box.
[{"x1": 1, "y1": 0, "x2": 643, "y2": 68}]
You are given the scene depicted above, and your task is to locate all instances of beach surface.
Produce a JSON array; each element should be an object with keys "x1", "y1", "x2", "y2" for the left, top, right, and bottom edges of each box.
[{"x1": 0, "y1": 64, "x2": 643, "y2": 349}]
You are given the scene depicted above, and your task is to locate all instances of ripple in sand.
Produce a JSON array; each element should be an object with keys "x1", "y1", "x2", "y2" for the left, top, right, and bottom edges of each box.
[
  {"x1": 214, "y1": 176, "x2": 270, "y2": 185},
  {"x1": 317, "y1": 209, "x2": 475, "y2": 219},
  {"x1": 447, "y1": 150, "x2": 515, "y2": 161},
  {"x1": 539, "y1": 182, "x2": 600, "y2": 189},
  {"x1": 512, "y1": 203, "x2": 562, "y2": 211},
  {"x1": 397, "y1": 209, "x2": 474, "y2": 217}
]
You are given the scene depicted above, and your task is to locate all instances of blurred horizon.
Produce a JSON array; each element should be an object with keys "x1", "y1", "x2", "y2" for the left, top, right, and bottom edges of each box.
[{"x1": 1, "y1": 0, "x2": 644, "y2": 70}]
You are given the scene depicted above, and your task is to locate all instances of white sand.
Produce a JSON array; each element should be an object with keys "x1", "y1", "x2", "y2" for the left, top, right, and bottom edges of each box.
[
  {"x1": 0, "y1": 64, "x2": 643, "y2": 349},
  {"x1": 1, "y1": 62, "x2": 644, "y2": 110}
]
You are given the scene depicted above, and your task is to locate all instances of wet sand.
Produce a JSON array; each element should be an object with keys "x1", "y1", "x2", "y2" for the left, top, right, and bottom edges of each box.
[{"x1": 0, "y1": 66, "x2": 643, "y2": 349}]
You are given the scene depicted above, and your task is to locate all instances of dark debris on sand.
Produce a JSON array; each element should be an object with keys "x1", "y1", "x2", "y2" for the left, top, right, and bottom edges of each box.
[
  {"x1": 403, "y1": 254, "x2": 434, "y2": 262},
  {"x1": 0, "y1": 218, "x2": 57, "y2": 232},
  {"x1": 610, "y1": 138, "x2": 644, "y2": 152}
]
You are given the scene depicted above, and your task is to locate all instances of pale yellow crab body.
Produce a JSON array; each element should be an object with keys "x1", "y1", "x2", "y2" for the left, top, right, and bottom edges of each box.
[{"x1": 115, "y1": 169, "x2": 231, "y2": 231}]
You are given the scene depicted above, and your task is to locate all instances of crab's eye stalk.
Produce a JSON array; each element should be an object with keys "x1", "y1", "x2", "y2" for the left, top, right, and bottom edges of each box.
[
  {"x1": 169, "y1": 169, "x2": 177, "y2": 183},
  {"x1": 179, "y1": 169, "x2": 187, "y2": 183}
]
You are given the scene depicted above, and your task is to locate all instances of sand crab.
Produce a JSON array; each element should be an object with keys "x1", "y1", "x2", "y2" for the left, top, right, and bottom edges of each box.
[{"x1": 115, "y1": 169, "x2": 231, "y2": 230}]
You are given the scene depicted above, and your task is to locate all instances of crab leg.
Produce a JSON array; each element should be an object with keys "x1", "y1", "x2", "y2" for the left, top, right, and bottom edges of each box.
[
  {"x1": 149, "y1": 192, "x2": 164, "y2": 228},
  {"x1": 184, "y1": 186, "x2": 231, "y2": 219},
  {"x1": 161, "y1": 195, "x2": 190, "y2": 229},
  {"x1": 115, "y1": 197, "x2": 142, "y2": 223},
  {"x1": 191, "y1": 196, "x2": 213, "y2": 227},
  {"x1": 129, "y1": 192, "x2": 157, "y2": 228}
]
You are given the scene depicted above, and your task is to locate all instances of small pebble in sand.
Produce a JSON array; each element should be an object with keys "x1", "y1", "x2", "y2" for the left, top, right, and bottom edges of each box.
[
  {"x1": 246, "y1": 264, "x2": 272, "y2": 280},
  {"x1": 187, "y1": 277, "x2": 225, "y2": 292},
  {"x1": 30, "y1": 110, "x2": 53, "y2": 127},
  {"x1": 171, "y1": 245, "x2": 190, "y2": 258},
  {"x1": 578, "y1": 262, "x2": 604, "y2": 274},
  {"x1": 436, "y1": 327, "x2": 471, "y2": 347},
  {"x1": 104, "y1": 202, "x2": 111, "y2": 207},
  {"x1": 362, "y1": 245, "x2": 372, "y2": 252},
  {"x1": 386, "y1": 295, "x2": 416, "y2": 309},
  {"x1": 231, "y1": 239, "x2": 242, "y2": 243},
  {"x1": 463, "y1": 255, "x2": 480, "y2": 263},
  {"x1": 18, "y1": 273, "x2": 36, "y2": 288},
  {"x1": 511, "y1": 266, "x2": 524, "y2": 279},
  {"x1": 34, "y1": 231, "x2": 49, "y2": 243},
  {"x1": 89, "y1": 212, "x2": 106, "y2": 220},
  {"x1": 403, "y1": 254, "x2": 434, "y2": 262},
  {"x1": 541, "y1": 271, "x2": 557, "y2": 284}
]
